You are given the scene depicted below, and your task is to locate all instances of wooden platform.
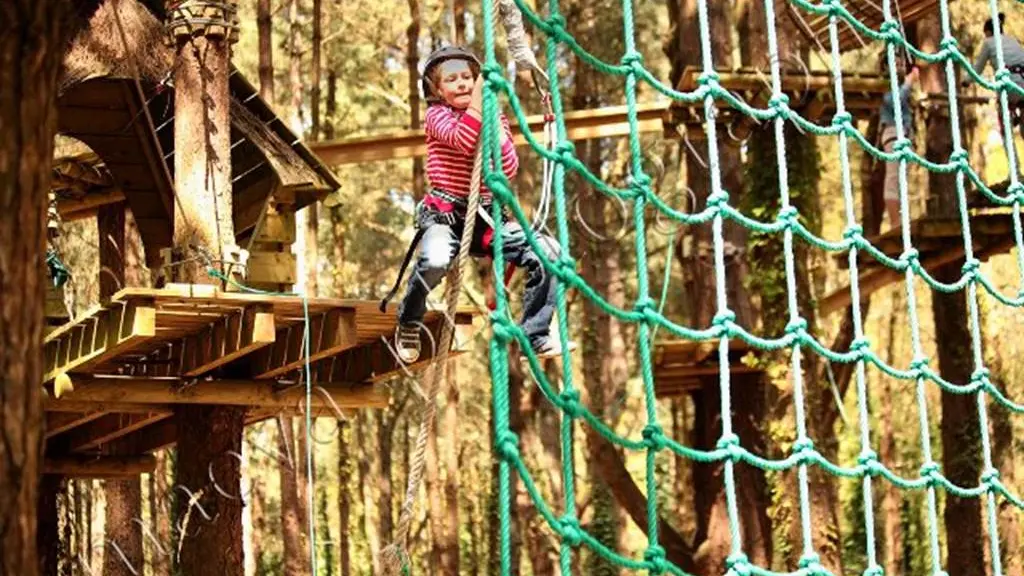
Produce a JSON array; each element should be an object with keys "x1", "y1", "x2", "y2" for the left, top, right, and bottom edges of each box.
[
  {"x1": 780, "y1": 0, "x2": 938, "y2": 54},
  {"x1": 653, "y1": 339, "x2": 762, "y2": 398},
  {"x1": 667, "y1": 67, "x2": 890, "y2": 138},
  {"x1": 820, "y1": 211, "x2": 1018, "y2": 315},
  {"x1": 43, "y1": 284, "x2": 477, "y2": 467}
]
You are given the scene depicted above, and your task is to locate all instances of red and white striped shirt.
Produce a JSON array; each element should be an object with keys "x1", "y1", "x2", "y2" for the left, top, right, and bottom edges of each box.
[{"x1": 424, "y1": 104, "x2": 519, "y2": 201}]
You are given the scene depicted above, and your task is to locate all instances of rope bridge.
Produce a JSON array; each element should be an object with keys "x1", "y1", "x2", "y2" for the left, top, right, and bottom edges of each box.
[{"x1": 471, "y1": 0, "x2": 1024, "y2": 573}]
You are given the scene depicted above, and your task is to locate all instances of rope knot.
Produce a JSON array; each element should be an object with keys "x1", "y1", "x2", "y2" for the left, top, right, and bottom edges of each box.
[
  {"x1": 769, "y1": 94, "x2": 790, "y2": 118},
  {"x1": 919, "y1": 461, "x2": 941, "y2": 485},
  {"x1": 799, "y1": 553, "x2": 822, "y2": 571},
  {"x1": 717, "y1": 433, "x2": 743, "y2": 462},
  {"x1": 939, "y1": 35, "x2": 959, "y2": 52},
  {"x1": 726, "y1": 553, "x2": 751, "y2": 574},
  {"x1": 910, "y1": 354, "x2": 929, "y2": 373},
  {"x1": 559, "y1": 389, "x2": 583, "y2": 418},
  {"x1": 900, "y1": 248, "x2": 920, "y2": 266},
  {"x1": 996, "y1": 68, "x2": 1013, "y2": 85},
  {"x1": 554, "y1": 255, "x2": 577, "y2": 281},
  {"x1": 555, "y1": 141, "x2": 576, "y2": 163},
  {"x1": 712, "y1": 309, "x2": 736, "y2": 335},
  {"x1": 490, "y1": 312, "x2": 516, "y2": 343},
  {"x1": 546, "y1": 14, "x2": 567, "y2": 33},
  {"x1": 483, "y1": 172, "x2": 509, "y2": 193},
  {"x1": 981, "y1": 467, "x2": 1001, "y2": 486},
  {"x1": 558, "y1": 515, "x2": 583, "y2": 547},
  {"x1": 629, "y1": 173, "x2": 653, "y2": 195},
  {"x1": 621, "y1": 50, "x2": 644, "y2": 69},
  {"x1": 785, "y1": 317, "x2": 808, "y2": 337},
  {"x1": 850, "y1": 336, "x2": 871, "y2": 356},
  {"x1": 949, "y1": 148, "x2": 969, "y2": 167},
  {"x1": 792, "y1": 437, "x2": 815, "y2": 462},
  {"x1": 831, "y1": 111, "x2": 853, "y2": 130},
  {"x1": 1008, "y1": 182, "x2": 1024, "y2": 202},
  {"x1": 892, "y1": 137, "x2": 912, "y2": 156},
  {"x1": 819, "y1": 0, "x2": 840, "y2": 15},
  {"x1": 858, "y1": 449, "x2": 882, "y2": 476},
  {"x1": 961, "y1": 258, "x2": 981, "y2": 278},
  {"x1": 970, "y1": 367, "x2": 990, "y2": 388},
  {"x1": 707, "y1": 190, "x2": 730, "y2": 209},
  {"x1": 697, "y1": 70, "x2": 720, "y2": 88},
  {"x1": 481, "y1": 63, "x2": 506, "y2": 85},
  {"x1": 879, "y1": 21, "x2": 901, "y2": 42},
  {"x1": 634, "y1": 297, "x2": 658, "y2": 323},
  {"x1": 495, "y1": 431, "x2": 520, "y2": 461},
  {"x1": 864, "y1": 567, "x2": 884, "y2": 576},
  {"x1": 778, "y1": 205, "x2": 799, "y2": 227},
  {"x1": 644, "y1": 545, "x2": 668, "y2": 574},
  {"x1": 842, "y1": 224, "x2": 863, "y2": 243},
  {"x1": 641, "y1": 424, "x2": 664, "y2": 450}
]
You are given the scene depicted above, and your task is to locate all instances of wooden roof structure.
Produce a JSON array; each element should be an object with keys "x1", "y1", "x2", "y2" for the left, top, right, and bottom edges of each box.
[
  {"x1": 653, "y1": 339, "x2": 762, "y2": 398},
  {"x1": 777, "y1": 0, "x2": 939, "y2": 54},
  {"x1": 55, "y1": 0, "x2": 339, "y2": 266},
  {"x1": 43, "y1": 284, "x2": 476, "y2": 469}
]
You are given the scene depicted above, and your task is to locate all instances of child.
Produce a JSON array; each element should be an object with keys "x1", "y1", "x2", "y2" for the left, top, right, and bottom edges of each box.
[
  {"x1": 969, "y1": 13, "x2": 1024, "y2": 141},
  {"x1": 393, "y1": 46, "x2": 566, "y2": 363},
  {"x1": 878, "y1": 58, "x2": 918, "y2": 230}
]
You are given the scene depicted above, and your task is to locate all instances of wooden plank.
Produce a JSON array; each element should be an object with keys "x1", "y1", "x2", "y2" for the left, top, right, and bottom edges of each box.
[
  {"x1": 56, "y1": 189, "x2": 127, "y2": 220},
  {"x1": 53, "y1": 376, "x2": 390, "y2": 410},
  {"x1": 46, "y1": 400, "x2": 175, "y2": 413},
  {"x1": 246, "y1": 251, "x2": 297, "y2": 285},
  {"x1": 252, "y1": 308, "x2": 358, "y2": 379},
  {"x1": 61, "y1": 412, "x2": 171, "y2": 453},
  {"x1": 43, "y1": 300, "x2": 157, "y2": 382},
  {"x1": 309, "y1": 103, "x2": 668, "y2": 166},
  {"x1": 180, "y1": 305, "x2": 276, "y2": 377},
  {"x1": 43, "y1": 455, "x2": 157, "y2": 477},
  {"x1": 45, "y1": 411, "x2": 108, "y2": 439},
  {"x1": 99, "y1": 419, "x2": 178, "y2": 456}
]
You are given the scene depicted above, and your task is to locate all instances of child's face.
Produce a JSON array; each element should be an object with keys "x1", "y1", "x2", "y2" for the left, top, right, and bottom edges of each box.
[{"x1": 434, "y1": 59, "x2": 476, "y2": 109}]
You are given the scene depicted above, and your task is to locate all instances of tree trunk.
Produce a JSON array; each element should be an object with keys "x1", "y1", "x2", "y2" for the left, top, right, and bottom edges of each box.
[
  {"x1": 97, "y1": 204, "x2": 145, "y2": 576},
  {"x1": 442, "y1": 368, "x2": 461, "y2": 573},
  {"x1": 378, "y1": 412, "x2": 395, "y2": 548},
  {"x1": 167, "y1": 4, "x2": 244, "y2": 573},
  {"x1": 452, "y1": 0, "x2": 466, "y2": 45},
  {"x1": 426, "y1": 416, "x2": 444, "y2": 573},
  {"x1": 152, "y1": 450, "x2": 172, "y2": 575},
  {"x1": 879, "y1": 293, "x2": 902, "y2": 576},
  {"x1": 0, "y1": 3, "x2": 99, "y2": 574},
  {"x1": 36, "y1": 476, "x2": 62, "y2": 576},
  {"x1": 278, "y1": 419, "x2": 311, "y2": 575},
  {"x1": 407, "y1": 0, "x2": 425, "y2": 199},
  {"x1": 358, "y1": 414, "x2": 381, "y2": 574},
  {"x1": 311, "y1": 0, "x2": 322, "y2": 141},
  {"x1": 338, "y1": 420, "x2": 352, "y2": 576},
  {"x1": 288, "y1": 0, "x2": 303, "y2": 133},
  {"x1": 257, "y1": 0, "x2": 274, "y2": 101}
]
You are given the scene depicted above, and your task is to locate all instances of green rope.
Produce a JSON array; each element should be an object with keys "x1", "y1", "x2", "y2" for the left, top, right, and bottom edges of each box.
[{"x1": 469, "y1": 0, "x2": 1024, "y2": 573}]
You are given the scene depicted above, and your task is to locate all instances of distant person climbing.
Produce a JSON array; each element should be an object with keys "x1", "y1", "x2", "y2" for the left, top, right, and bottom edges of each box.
[
  {"x1": 385, "y1": 46, "x2": 568, "y2": 363},
  {"x1": 966, "y1": 13, "x2": 1024, "y2": 140},
  {"x1": 879, "y1": 58, "x2": 919, "y2": 229}
]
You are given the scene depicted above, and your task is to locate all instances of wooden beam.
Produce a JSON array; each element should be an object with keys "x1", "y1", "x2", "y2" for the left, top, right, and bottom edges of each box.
[
  {"x1": 43, "y1": 455, "x2": 157, "y2": 477},
  {"x1": 56, "y1": 189, "x2": 126, "y2": 221},
  {"x1": 252, "y1": 308, "x2": 358, "y2": 379},
  {"x1": 179, "y1": 305, "x2": 277, "y2": 376},
  {"x1": 43, "y1": 300, "x2": 157, "y2": 382},
  {"x1": 100, "y1": 419, "x2": 178, "y2": 456},
  {"x1": 46, "y1": 400, "x2": 174, "y2": 414},
  {"x1": 52, "y1": 376, "x2": 390, "y2": 410},
  {"x1": 45, "y1": 411, "x2": 109, "y2": 439},
  {"x1": 246, "y1": 251, "x2": 297, "y2": 285},
  {"x1": 60, "y1": 411, "x2": 172, "y2": 453},
  {"x1": 309, "y1": 103, "x2": 668, "y2": 166}
]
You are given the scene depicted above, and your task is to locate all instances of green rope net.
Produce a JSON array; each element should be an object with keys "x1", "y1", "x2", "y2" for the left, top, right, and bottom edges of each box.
[{"x1": 476, "y1": 0, "x2": 1024, "y2": 573}]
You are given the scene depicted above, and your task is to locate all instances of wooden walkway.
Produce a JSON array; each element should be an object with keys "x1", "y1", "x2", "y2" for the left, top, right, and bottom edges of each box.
[
  {"x1": 653, "y1": 339, "x2": 761, "y2": 398},
  {"x1": 820, "y1": 211, "x2": 1018, "y2": 315},
  {"x1": 43, "y1": 284, "x2": 476, "y2": 472}
]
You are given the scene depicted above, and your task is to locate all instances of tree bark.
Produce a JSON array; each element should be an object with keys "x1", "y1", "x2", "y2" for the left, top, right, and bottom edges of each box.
[
  {"x1": 378, "y1": 412, "x2": 396, "y2": 547},
  {"x1": 426, "y1": 412, "x2": 444, "y2": 573},
  {"x1": 288, "y1": 0, "x2": 303, "y2": 133},
  {"x1": 338, "y1": 419, "x2": 352, "y2": 576},
  {"x1": 36, "y1": 476, "x2": 62, "y2": 576},
  {"x1": 879, "y1": 293, "x2": 902, "y2": 576},
  {"x1": 278, "y1": 418, "x2": 311, "y2": 575},
  {"x1": 151, "y1": 450, "x2": 172, "y2": 575},
  {"x1": 311, "y1": 0, "x2": 323, "y2": 141},
  {"x1": 0, "y1": 3, "x2": 100, "y2": 574},
  {"x1": 442, "y1": 368, "x2": 461, "y2": 573},
  {"x1": 168, "y1": 4, "x2": 244, "y2": 573},
  {"x1": 358, "y1": 414, "x2": 381, "y2": 574},
  {"x1": 257, "y1": 0, "x2": 275, "y2": 101},
  {"x1": 407, "y1": 0, "x2": 425, "y2": 199}
]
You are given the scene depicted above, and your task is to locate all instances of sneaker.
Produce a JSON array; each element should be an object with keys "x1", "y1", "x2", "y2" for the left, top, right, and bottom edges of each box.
[
  {"x1": 395, "y1": 324, "x2": 421, "y2": 364},
  {"x1": 529, "y1": 337, "x2": 577, "y2": 360}
]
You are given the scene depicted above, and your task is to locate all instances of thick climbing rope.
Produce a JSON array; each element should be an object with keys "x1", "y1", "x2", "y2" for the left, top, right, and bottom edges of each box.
[
  {"x1": 459, "y1": 0, "x2": 1024, "y2": 573},
  {"x1": 380, "y1": 128, "x2": 487, "y2": 576}
]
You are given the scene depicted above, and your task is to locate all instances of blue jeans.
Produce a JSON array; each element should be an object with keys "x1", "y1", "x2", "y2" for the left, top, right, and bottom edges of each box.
[{"x1": 397, "y1": 215, "x2": 559, "y2": 348}]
